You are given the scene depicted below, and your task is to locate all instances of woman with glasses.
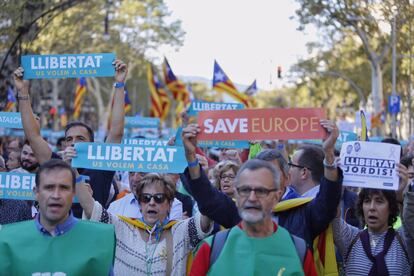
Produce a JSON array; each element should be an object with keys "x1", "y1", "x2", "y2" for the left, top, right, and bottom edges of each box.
[
  {"x1": 77, "y1": 173, "x2": 213, "y2": 275},
  {"x1": 213, "y1": 160, "x2": 239, "y2": 198},
  {"x1": 333, "y1": 188, "x2": 414, "y2": 275}
]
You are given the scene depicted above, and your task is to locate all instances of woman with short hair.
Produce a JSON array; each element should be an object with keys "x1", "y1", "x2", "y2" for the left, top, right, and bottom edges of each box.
[
  {"x1": 333, "y1": 188, "x2": 413, "y2": 275},
  {"x1": 213, "y1": 160, "x2": 239, "y2": 198},
  {"x1": 77, "y1": 173, "x2": 213, "y2": 275}
]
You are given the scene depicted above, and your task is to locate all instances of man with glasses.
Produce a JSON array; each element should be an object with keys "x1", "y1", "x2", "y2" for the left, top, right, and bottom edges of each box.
[
  {"x1": 181, "y1": 120, "x2": 342, "y2": 274},
  {"x1": 190, "y1": 159, "x2": 316, "y2": 275}
]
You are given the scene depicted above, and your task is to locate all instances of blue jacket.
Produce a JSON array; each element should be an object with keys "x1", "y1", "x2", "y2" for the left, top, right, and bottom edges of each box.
[{"x1": 182, "y1": 166, "x2": 343, "y2": 246}]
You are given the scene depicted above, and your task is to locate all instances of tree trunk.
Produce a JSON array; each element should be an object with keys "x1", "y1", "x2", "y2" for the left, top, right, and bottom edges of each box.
[{"x1": 371, "y1": 61, "x2": 384, "y2": 136}]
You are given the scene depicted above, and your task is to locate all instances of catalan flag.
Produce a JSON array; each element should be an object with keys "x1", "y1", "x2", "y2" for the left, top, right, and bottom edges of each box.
[
  {"x1": 162, "y1": 57, "x2": 190, "y2": 104},
  {"x1": 147, "y1": 64, "x2": 170, "y2": 122},
  {"x1": 213, "y1": 60, "x2": 252, "y2": 108},
  {"x1": 73, "y1": 77, "x2": 87, "y2": 119},
  {"x1": 244, "y1": 80, "x2": 257, "y2": 96},
  {"x1": 124, "y1": 88, "x2": 132, "y2": 114},
  {"x1": 4, "y1": 86, "x2": 16, "y2": 112}
]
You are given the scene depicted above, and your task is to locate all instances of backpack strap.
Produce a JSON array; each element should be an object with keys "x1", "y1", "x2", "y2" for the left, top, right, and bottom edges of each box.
[
  {"x1": 344, "y1": 232, "x2": 362, "y2": 263},
  {"x1": 289, "y1": 233, "x2": 306, "y2": 265},
  {"x1": 209, "y1": 229, "x2": 231, "y2": 268}
]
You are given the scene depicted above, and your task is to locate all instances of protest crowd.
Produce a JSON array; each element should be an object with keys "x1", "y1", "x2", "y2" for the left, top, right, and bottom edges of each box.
[{"x1": 0, "y1": 56, "x2": 413, "y2": 276}]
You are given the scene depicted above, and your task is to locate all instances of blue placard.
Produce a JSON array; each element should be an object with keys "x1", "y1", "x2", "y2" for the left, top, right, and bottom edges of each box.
[
  {"x1": 336, "y1": 131, "x2": 358, "y2": 148},
  {"x1": 5, "y1": 129, "x2": 25, "y2": 137},
  {"x1": 0, "y1": 172, "x2": 79, "y2": 202},
  {"x1": 123, "y1": 138, "x2": 169, "y2": 146},
  {"x1": 0, "y1": 172, "x2": 35, "y2": 200},
  {"x1": 0, "y1": 112, "x2": 22, "y2": 128},
  {"x1": 187, "y1": 100, "x2": 244, "y2": 116},
  {"x1": 125, "y1": 116, "x2": 160, "y2": 128},
  {"x1": 72, "y1": 142, "x2": 187, "y2": 173},
  {"x1": 174, "y1": 127, "x2": 249, "y2": 148},
  {"x1": 21, "y1": 53, "x2": 116, "y2": 79},
  {"x1": 388, "y1": 95, "x2": 400, "y2": 114}
]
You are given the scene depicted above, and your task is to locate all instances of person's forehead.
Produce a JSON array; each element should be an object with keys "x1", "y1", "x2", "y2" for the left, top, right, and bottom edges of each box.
[
  {"x1": 66, "y1": 126, "x2": 90, "y2": 138},
  {"x1": 238, "y1": 168, "x2": 274, "y2": 187},
  {"x1": 142, "y1": 182, "x2": 164, "y2": 193},
  {"x1": 22, "y1": 144, "x2": 33, "y2": 152},
  {"x1": 39, "y1": 169, "x2": 73, "y2": 184}
]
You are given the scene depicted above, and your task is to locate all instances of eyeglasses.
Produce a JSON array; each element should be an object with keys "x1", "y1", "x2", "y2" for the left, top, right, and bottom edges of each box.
[
  {"x1": 288, "y1": 162, "x2": 311, "y2": 171},
  {"x1": 138, "y1": 193, "x2": 167, "y2": 204},
  {"x1": 236, "y1": 186, "x2": 278, "y2": 198},
  {"x1": 221, "y1": 174, "x2": 236, "y2": 180}
]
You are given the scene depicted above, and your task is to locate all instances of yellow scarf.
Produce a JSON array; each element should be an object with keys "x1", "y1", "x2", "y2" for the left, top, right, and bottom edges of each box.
[{"x1": 273, "y1": 198, "x2": 338, "y2": 276}]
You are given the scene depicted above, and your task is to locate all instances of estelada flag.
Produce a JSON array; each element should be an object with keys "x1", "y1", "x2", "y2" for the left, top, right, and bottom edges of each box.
[
  {"x1": 162, "y1": 57, "x2": 190, "y2": 104},
  {"x1": 212, "y1": 60, "x2": 252, "y2": 108},
  {"x1": 147, "y1": 64, "x2": 170, "y2": 122}
]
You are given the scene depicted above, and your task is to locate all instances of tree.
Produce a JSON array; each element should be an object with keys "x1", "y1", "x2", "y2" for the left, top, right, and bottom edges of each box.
[
  {"x1": 294, "y1": 0, "x2": 411, "y2": 135},
  {"x1": 0, "y1": 0, "x2": 185, "y2": 130}
]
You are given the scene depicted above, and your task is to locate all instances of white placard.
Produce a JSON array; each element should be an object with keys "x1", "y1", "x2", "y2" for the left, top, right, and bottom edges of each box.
[{"x1": 339, "y1": 141, "x2": 401, "y2": 190}]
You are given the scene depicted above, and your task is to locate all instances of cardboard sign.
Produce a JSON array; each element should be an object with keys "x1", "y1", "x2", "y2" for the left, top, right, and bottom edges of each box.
[
  {"x1": 72, "y1": 142, "x2": 187, "y2": 173},
  {"x1": 0, "y1": 112, "x2": 22, "y2": 128},
  {"x1": 187, "y1": 100, "x2": 244, "y2": 116},
  {"x1": 339, "y1": 141, "x2": 401, "y2": 190},
  {"x1": 21, "y1": 53, "x2": 115, "y2": 79},
  {"x1": 174, "y1": 127, "x2": 250, "y2": 149},
  {"x1": 125, "y1": 116, "x2": 160, "y2": 129},
  {"x1": 198, "y1": 108, "x2": 326, "y2": 141}
]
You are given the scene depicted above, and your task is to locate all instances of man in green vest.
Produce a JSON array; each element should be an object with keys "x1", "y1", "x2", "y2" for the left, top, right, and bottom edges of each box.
[
  {"x1": 0, "y1": 159, "x2": 115, "y2": 275},
  {"x1": 189, "y1": 159, "x2": 317, "y2": 276}
]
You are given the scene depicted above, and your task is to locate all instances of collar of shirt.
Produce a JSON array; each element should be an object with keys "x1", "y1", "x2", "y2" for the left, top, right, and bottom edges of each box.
[
  {"x1": 129, "y1": 193, "x2": 138, "y2": 204},
  {"x1": 35, "y1": 211, "x2": 78, "y2": 236},
  {"x1": 301, "y1": 185, "x2": 320, "y2": 199}
]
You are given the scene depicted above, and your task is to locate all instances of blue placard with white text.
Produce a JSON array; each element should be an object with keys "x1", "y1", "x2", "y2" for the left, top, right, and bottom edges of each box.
[
  {"x1": 0, "y1": 112, "x2": 22, "y2": 128},
  {"x1": 125, "y1": 116, "x2": 160, "y2": 129},
  {"x1": 0, "y1": 172, "x2": 36, "y2": 200},
  {"x1": 21, "y1": 53, "x2": 116, "y2": 79},
  {"x1": 123, "y1": 138, "x2": 169, "y2": 146},
  {"x1": 72, "y1": 142, "x2": 187, "y2": 173},
  {"x1": 187, "y1": 100, "x2": 244, "y2": 116},
  {"x1": 0, "y1": 172, "x2": 79, "y2": 202}
]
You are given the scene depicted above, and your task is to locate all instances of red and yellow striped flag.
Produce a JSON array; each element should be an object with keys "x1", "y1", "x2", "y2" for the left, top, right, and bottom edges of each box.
[
  {"x1": 213, "y1": 60, "x2": 253, "y2": 108},
  {"x1": 73, "y1": 77, "x2": 87, "y2": 120},
  {"x1": 147, "y1": 64, "x2": 170, "y2": 122}
]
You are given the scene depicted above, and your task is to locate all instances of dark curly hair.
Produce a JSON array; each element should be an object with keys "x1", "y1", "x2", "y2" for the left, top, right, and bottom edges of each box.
[{"x1": 356, "y1": 188, "x2": 399, "y2": 227}]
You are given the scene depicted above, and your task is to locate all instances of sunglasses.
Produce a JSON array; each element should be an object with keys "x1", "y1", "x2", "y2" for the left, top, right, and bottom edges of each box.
[{"x1": 139, "y1": 193, "x2": 167, "y2": 204}]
